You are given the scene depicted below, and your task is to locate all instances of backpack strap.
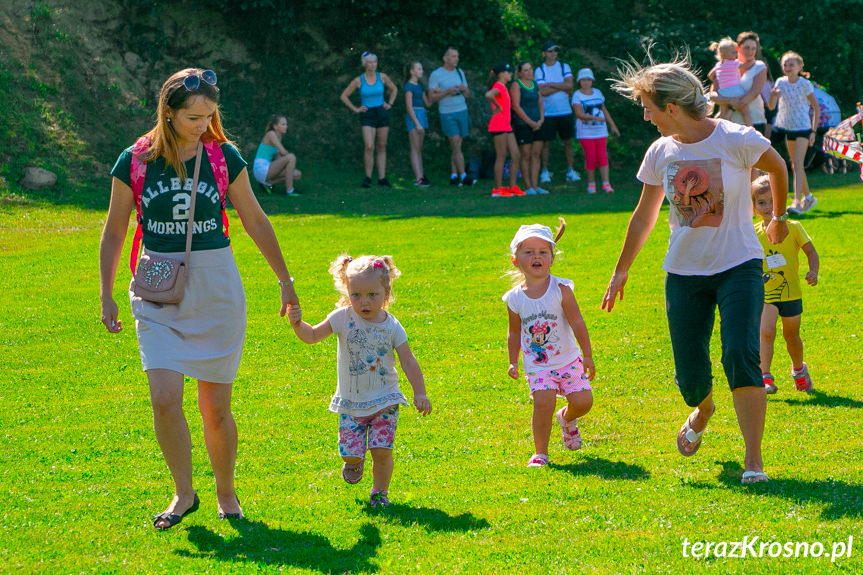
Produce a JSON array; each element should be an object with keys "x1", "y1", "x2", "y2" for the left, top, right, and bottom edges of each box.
[
  {"x1": 127, "y1": 136, "x2": 231, "y2": 274},
  {"x1": 457, "y1": 67, "x2": 465, "y2": 85},
  {"x1": 202, "y1": 139, "x2": 230, "y2": 242},
  {"x1": 129, "y1": 135, "x2": 150, "y2": 274},
  {"x1": 537, "y1": 64, "x2": 546, "y2": 82}
]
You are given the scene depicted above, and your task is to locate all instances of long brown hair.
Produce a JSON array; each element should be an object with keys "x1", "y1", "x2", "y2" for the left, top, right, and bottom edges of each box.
[{"x1": 141, "y1": 68, "x2": 231, "y2": 181}]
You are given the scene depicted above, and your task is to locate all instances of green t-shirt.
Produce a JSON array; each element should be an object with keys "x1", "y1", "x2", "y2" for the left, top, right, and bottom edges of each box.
[{"x1": 111, "y1": 142, "x2": 247, "y2": 253}]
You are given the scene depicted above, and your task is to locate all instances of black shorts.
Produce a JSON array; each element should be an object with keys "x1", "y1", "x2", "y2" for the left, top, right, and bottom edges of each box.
[
  {"x1": 489, "y1": 130, "x2": 512, "y2": 136},
  {"x1": 768, "y1": 298, "x2": 803, "y2": 317},
  {"x1": 360, "y1": 106, "x2": 390, "y2": 128},
  {"x1": 538, "y1": 114, "x2": 574, "y2": 142},
  {"x1": 775, "y1": 128, "x2": 812, "y2": 140},
  {"x1": 514, "y1": 123, "x2": 539, "y2": 145}
]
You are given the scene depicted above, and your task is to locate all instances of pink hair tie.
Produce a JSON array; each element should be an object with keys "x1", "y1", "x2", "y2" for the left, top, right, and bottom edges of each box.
[{"x1": 373, "y1": 261, "x2": 384, "y2": 269}]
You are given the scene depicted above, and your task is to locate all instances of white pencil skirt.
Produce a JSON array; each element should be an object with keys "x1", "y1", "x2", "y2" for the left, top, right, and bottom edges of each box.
[{"x1": 130, "y1": 246, "x2": 246, "y2": 384}]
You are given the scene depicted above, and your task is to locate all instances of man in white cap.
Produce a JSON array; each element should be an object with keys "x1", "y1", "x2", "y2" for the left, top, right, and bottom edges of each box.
[{"x1": 535, "y1": 41, "x2": 581, "y2": 185}]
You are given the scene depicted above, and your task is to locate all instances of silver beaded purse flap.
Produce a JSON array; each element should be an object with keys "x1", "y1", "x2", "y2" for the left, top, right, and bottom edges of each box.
[{"x1": 132, "y1": 144, "x2": 202, "y2": 304}]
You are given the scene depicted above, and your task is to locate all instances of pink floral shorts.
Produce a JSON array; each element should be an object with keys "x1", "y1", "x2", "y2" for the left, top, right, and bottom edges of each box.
[
  {"x1": 526, "y1": 357, "x2": 592, "y2": 397},
  {"x1": 338, "y1": 405, "x2": 399, "y2": 458}
]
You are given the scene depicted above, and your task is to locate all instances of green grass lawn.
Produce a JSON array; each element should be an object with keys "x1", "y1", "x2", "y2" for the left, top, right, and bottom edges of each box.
[{"x1": 1, "y1": 167, "x2": 862, "y2": 573}]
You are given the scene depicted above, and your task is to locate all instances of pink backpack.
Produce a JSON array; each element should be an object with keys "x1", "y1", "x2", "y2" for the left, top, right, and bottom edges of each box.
[{"x1": 128, "y1": 136, "x2": 230, "y2": 273}]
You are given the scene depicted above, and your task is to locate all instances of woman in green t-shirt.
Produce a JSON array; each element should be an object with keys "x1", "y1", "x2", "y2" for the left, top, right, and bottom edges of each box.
[{"x1": 99, "y1": 68, "x2": 299, "y2": 529}]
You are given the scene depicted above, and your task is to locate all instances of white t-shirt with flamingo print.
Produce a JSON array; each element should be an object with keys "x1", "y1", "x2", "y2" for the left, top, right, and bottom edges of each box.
[{"x1": 503, "y1": 275, "x2": 582, "y2": 373}]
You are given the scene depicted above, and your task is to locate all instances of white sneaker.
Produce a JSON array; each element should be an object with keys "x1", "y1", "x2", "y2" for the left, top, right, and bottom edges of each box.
[
  {"x1": 539, "y1": 169, "x2": 552, "y2": 184},
  {"x1": 565, "y1": 167, "x2": 581, "y2": 182},
  {"x1": 802, "y1": 195, "x2": 818, "y2": 212}
]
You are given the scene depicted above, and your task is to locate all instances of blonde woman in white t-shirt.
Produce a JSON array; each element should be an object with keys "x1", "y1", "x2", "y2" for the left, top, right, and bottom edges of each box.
[
  {"x1": 603, "y1": 55, "x2": 790, "y2": 485},
  {"x1": 503, "y1": 220, "x2": 596, "y2": 468}
]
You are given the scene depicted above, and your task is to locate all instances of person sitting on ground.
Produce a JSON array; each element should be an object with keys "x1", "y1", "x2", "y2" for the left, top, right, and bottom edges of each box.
[{"x1": 252, "y1": 114, "x2": 302, "y2": 195}]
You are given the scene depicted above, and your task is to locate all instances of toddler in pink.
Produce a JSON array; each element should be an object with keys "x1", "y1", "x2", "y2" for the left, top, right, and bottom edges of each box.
[{"x1": 708, "y1": 38, "x2": 752, "y2": 125}]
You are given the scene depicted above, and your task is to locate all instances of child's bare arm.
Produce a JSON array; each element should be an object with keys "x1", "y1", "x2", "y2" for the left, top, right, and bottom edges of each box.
[
  {"x1": 560, "y1": 284, "x2": 595, "y2": 380},
  {"x1": 507, "y1": 306, "x2": 522, "y2": 379},
  {"x1": 288, "y1": 305, "x2": 333, "y2": 343},
  {"x1": 395, "y1": 341, "x2": 431, "y2": 415},
  {"x1": 802, "y1": 241, "x2": 819, "y2": 286}
]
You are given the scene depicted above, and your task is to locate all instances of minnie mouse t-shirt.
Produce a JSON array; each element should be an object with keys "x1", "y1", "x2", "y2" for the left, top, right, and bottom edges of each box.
[{"x1": 502, "y1": 275, "x2": 582, "y2": 373}]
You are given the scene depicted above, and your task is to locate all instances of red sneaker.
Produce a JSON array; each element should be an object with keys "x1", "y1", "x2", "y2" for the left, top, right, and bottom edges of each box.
[
  {"x1": 507, "y1": 185, "x2": 526, "y2": 196},
  {"x1": 491, "y1": 188, "x2": 512, "y2": 197}
]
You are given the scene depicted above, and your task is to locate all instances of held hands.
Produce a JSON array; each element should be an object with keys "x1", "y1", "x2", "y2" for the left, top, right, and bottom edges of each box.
[
  {"x1": 582, "y1": 356, "x2": 596, "y2": 381},
  {"x1": 413, "y1": 394, "x2": 432, "y2": 415},
  {"x1": 287, "y1": 303, "x2": 303, "y2": 326},
  {"x1": 100, "y1": 297, "x2": 122, "y2": 333},
  {"x1": 805, "y1": 270, "x2": 819, "y2": 286},
  {"x1": 280, "y1": 283, "x2": 299, "y2": 317},
  {"x1": 601, "y1": 270, "x2": 628, "y2": 312},
  {"x1": 507, "y1": 363, "x2": 519, "y2": 380}
]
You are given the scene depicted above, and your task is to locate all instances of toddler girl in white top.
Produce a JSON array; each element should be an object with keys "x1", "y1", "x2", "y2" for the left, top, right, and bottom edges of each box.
[
  {"x1": 502, "y1": 220, "x2": 595, "y2": 468},
  {"x1": 289, "y1": 254, "x2": 432, "y2": 508},
  {"x1": 708, "y1": 38, "x2": 752, "y2": 126}
]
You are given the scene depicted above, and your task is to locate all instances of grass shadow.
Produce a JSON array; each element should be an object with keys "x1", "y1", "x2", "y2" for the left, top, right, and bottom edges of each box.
[
  {"x1": 549, "y1": 456, "x2": 651, "y2": 480},
  {"x1": 689, "y1": 461, "x2": 863, "y2": 520},
  {"x1": 177, "y1": 519, "x2": 381, "y2": 573},
  {"x1": 359, "y1": 501, "x2": 490, "y2": 532},
  {"x1": 775, "y1": 389, "x2": 863, "y2": 409}
]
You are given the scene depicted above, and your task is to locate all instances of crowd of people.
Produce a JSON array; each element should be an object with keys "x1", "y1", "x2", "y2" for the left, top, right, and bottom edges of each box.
[
  {"x1": 98, "y1": 28, "x2": 839, "y2": 529},
  {"x1": 249, "y1": 33, "x2": 830, "y2": 205}
]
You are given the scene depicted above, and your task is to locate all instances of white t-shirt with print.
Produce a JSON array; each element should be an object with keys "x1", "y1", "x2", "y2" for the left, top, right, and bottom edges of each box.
[
  {"x1": 502, "y1": 275, "x2": 582, "y2": 373},
  {"x1": 636, "y1": 120, "x2": 770, "y2": 275},
  {"x1": 773, "y1": 76, "x2": 814, "y2": 131},
  {"x1": 571, "y1": 88, "x2": 608, "y2": 139},
  {"x1": 326, "y1": 306, "x2": 409, "y2": 416},
  {"x1": 535, "y1": 62, "x2": 573, "y2": 117}
]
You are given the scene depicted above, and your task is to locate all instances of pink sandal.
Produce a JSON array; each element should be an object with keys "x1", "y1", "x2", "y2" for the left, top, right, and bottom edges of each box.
[
  {"x1": 556, "y1": 407, "x2": 583, "y2": 450},
  {"x1": 526, "y1": 454, "x2": 550, "y2": 467}
]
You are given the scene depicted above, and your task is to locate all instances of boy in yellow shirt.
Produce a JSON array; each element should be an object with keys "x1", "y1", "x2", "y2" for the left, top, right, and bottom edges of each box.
[{"x1": 751, "y1": 174, "x2": 820, "y2": 393}]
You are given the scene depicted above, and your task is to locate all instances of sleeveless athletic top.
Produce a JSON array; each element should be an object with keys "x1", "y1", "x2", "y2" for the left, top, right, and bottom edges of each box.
[
  {"x1": 513, "y1": 79, "x2": 540, "y2": 125},
  {"x1": 254, "y1": 143, "x2": 279, "y2": 162},
  {"x1": 360, "y1": 72, "x2": 385, "y2": 108}
]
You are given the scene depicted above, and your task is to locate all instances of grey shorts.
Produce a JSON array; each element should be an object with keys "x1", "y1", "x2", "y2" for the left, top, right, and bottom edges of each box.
[{"x1": 440, "y1": 109, "x2": 470, "y2": 138}]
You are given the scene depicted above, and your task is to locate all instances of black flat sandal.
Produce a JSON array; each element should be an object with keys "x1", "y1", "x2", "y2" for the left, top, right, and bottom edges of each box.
[
  {"x1": 218, "y1": 496, "x2": 243, "y2": 520},
  {"x1": 153, "y1": 493, "x2": 200, "y2": 530}
]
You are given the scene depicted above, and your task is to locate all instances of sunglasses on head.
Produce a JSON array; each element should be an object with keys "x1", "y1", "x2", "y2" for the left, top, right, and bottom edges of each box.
[{"x1": 183, "y1": 70, "x2": 217, "y2": 91}]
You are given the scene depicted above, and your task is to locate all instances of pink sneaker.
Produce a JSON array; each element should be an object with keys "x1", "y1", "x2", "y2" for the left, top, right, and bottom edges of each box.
[
  {"x1": 556, "y1": 407, "x2": 582, "y2": 450},
  {"x1": 792, "y1": 363, "x2": 813, "y2": 392},
  {"x1": 763, "y1": 372, "x2": 777, "y2": 394}
]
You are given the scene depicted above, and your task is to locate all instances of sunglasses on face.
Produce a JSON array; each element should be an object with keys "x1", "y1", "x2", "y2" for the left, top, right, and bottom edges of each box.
[{"x1": 183, "y1": 70, "x2": 217, "y2": 91}]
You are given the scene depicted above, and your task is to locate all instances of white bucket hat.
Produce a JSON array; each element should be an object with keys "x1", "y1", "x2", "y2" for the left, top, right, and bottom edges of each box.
[
  {"x1": 576, "y1": 68, "x2": 595, "y2": 82},
  {"x1": 510, "y1": 224, "x2": 555, "y2": 255}
]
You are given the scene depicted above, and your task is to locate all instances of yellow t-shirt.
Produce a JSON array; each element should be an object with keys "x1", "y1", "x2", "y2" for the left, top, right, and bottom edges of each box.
[{"x1": 755, "y1": 220, "x2": 812, "y2": 302}]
